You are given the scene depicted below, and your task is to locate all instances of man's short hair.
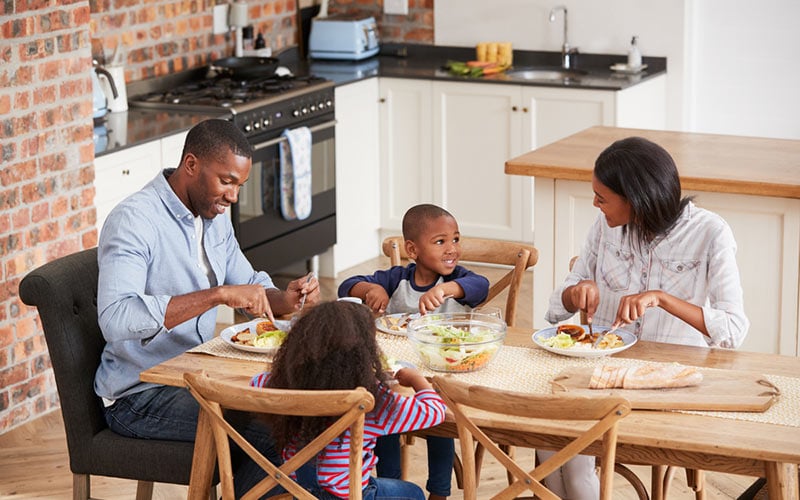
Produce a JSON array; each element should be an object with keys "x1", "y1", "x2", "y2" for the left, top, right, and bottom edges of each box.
[{"x1": 180, "y1": 119, "x2": 252, "y2": 165}]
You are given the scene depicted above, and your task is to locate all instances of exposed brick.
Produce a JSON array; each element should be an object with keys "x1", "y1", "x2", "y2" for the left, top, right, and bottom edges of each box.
[
  {"x1": 31, "y1": 202, "x2": 49, "y2": 223},
  {"x1": 0, "y1": 186, "x2": 19, "y2": 210},
  {"x1": 0, "y1": 363, "x2": 27, "y2": 387},
  {"x1": 21, "y1": 177, "x2": 56, "y2": 203},
  {"x1": 0, "y1": 325, "x2": 12, "y2": 348},
  {"x1": 0, "y1": 391, "x2": 8, "y2": 412},
  {"x1": 0, "y1": 94, "x2": 10, "y2": 114},
  {"x1": 51, "y1": 195, "x2": 68, "y2": 217},
  {"x1": 82, "y1": 227, "x2": 98, "y2": 248},
  {"x1": 0, "y1": 159, "x2": 36, "y2": 186},
  {"x1": 11, "y1": 206, "x2": 30, "y2": 228},
  {"x1": 45, "y1": 237, "x2": 81, "y2": 261},
  {"x1": 0, "y1": 213, "x2": 9, "y2": 233}
]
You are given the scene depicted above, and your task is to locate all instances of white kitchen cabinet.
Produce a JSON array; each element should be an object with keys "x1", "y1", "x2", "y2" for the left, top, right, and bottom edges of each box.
[
  {"x1": 94, "y1": 140, "x2": 161, "y2": 234},
  {"x1": 534, "y1": 178, "x2": 800, "y2": 356},
  {"x1": 160, "y1": 130, "x2": 189, "y2": 169},
  {"x1": 378, "y1": 76, "x2": 666, "y2": 241},
  {"x1": 378, "y1": 78, "x2": 434, "y2": 230},
  {"x1": 433, "y1": 81, "x2": 531, "y2": 240},
  {"x1": 318, "y1": 78, "x2": 382, "y2": 277}
]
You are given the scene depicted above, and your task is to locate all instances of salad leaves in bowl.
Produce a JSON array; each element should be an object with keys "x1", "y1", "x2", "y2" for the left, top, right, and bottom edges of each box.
[{"x1": 406, "y1": 312, "x2": 506, "y2": 372}]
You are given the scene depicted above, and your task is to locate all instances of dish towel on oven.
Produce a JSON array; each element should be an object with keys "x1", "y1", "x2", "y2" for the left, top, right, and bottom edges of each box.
[{"x1": 279, "y1": 126, "x2": 312, "y2": 220}]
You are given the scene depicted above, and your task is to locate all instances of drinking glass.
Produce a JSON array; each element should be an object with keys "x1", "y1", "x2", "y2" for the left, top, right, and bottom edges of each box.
[{"x1": 475, "y1": 305, "x2": 503, "y2": 320}]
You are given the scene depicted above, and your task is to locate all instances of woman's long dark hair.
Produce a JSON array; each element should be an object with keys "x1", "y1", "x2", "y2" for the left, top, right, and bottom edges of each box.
[
  {"x1": 266, "y1": 301, "x2": 389, "y2": 449},
  {"x1": 594, "y1": 136, "x2": 691, "y2": 244}
]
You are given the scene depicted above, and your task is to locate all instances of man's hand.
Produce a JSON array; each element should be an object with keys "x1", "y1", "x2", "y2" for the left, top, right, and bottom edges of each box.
[
  {"x1": 286, "y1": 272, "x2": 320, "y2": 309},
  {"x1": 220, "y1": 284, "x2": 274, "y2": 321}
]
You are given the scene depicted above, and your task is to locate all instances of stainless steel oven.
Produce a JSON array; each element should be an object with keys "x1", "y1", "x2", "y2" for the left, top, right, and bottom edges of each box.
[{"x1": 128, "y1": 71, "x2": 338, "y2": 272}]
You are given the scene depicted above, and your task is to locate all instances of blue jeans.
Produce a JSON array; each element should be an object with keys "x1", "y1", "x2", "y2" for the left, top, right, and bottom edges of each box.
[
  {"x1": 296, "y1": 458, "x2": 425, "y2": 500},
  {"x1": 375, "y1": 434, "x2": 454, "y2": 497},
  {"x1": 103, "y1": 385, "x2": 282, "y2": 498}
]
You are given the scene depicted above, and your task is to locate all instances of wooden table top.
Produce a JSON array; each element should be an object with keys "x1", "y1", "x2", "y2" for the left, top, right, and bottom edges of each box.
[
  {"x1": 140, "y1": 327, "x2": 800, "y2": 476},
  {"x1": 504, "y1": 126, "x2": 800, "y2": 199}
]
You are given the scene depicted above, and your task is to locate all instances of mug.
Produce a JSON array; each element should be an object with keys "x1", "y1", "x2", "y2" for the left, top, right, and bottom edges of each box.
[{"x1": 102, "y1": 66, "x2": 128, "y2": 113}]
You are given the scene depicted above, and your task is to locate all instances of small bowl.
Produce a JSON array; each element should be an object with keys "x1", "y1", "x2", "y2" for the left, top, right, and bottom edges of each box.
[{"x1": 406, "y1": 312, "x2": 506, "y2": 372}]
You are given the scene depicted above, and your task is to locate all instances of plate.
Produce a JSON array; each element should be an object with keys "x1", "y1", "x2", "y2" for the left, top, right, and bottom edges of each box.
[
  {"x1": 532, "y1": 324, "x2": 637, "y2": 358},
  {"x1": 220, "y1": 318, "x2": 292, "y2": 354},
  {"x1": 610, "y1": 63, "x2": 648, "y2": 74},
  {"x1": 375, "y1": 313, "x2": 421, "y2": 335}
]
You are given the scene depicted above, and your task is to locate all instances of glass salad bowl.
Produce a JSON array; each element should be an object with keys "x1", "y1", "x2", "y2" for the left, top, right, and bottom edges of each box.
[{"x1": 406, "y1": 312, "x2": 506, "y2": 372}]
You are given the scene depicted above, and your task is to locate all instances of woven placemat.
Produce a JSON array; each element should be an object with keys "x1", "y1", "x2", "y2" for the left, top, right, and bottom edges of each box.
[
  {"x1": 375, "y1": 334, "x2": 800, "y2": 429},
  {"x1": 188, "y1": 336, "x2": 275, "y2": 362}
]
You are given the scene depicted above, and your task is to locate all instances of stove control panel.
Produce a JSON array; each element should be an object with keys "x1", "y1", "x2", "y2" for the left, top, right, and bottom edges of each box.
[{"x1": 234, "y1": 86, "x2": 335, "y2": 138}]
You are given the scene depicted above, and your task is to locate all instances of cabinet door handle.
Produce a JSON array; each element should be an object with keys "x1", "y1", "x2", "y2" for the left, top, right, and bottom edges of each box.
[
  {"x1": 122, "y1": 169, "x2": 130, "y2": 175},
  {"x1": 512, "y1": 106, "x2": 518, "y2": 112},
  {"x1": 379, "y1": 98, "x2": 386, "y2": 103},
  {"x1": 523, "y1": 107, "x2": 529, "y2": 113}
]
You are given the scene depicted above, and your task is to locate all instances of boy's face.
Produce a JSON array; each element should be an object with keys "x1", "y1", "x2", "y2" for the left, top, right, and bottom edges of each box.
[{"x1": 406, "y1": 215, "x2": 461, "y2": 276}]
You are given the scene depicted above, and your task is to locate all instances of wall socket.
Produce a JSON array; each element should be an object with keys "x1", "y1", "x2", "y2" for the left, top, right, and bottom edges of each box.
[
  {"x1": 384, "y1": 0, "x2": 408, "y2": 16},
  {"x1": 213, "y1": 4, "x2": 229, "y2": 35}
]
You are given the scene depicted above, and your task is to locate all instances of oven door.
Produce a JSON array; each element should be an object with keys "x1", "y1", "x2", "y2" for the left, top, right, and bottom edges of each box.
[{"x1": 232, "y1": 113, "x2": 336, "y2": 271}]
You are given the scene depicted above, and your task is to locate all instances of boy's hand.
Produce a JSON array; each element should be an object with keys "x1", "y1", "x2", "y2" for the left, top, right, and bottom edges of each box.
[
  {"x1": 363, "y1": 285, "x2": 390, "y2": 315},
  {"x1": 418, "y1": 285, "x2": 454, "y2": 315}
]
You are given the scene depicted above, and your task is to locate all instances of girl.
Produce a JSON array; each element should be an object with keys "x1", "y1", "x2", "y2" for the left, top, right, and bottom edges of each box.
[
  {"x1": 540, "y1": 136, "x2": 749, "y2": 498},
  {"x1": 251, "y1": 300, "x2": 445, "y2": 500}
]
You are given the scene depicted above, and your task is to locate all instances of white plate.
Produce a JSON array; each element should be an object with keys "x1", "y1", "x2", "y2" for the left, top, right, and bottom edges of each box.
[
  {"x1": 532, "y1": 324, "x2": 637, "y2": 358},
  {"x1": 220, "y1": 318, "x2": 292, "y2": 354},
  {"x1": 375, "y1": 313, "x2": 420, "y2": 335},
  {"x1": 610, "y1": 63, "x2": 648, "y2": 74}
]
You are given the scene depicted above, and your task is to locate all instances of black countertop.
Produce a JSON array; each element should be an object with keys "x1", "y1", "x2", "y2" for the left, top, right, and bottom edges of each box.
[{"x1": 96, "y1": 44, "x2": 666, "y2": 157}]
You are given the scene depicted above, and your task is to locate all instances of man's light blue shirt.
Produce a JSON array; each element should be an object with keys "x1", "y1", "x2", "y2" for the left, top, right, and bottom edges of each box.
[{"x1": 95, "y1": 169, "x2": 275, "y2": 399}]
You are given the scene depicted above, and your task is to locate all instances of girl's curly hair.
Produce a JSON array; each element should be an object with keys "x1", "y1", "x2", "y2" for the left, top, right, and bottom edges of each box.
[{"x1": 266, "y1": 300, "x2": 389, "y2": 449}]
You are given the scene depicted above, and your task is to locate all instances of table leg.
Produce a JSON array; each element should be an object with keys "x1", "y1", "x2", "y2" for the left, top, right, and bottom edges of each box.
[
  {"x1": 188, "y1": 410, "x2": 216, "y2": 499},
  {"x1": 650, "y1": 465, "x2": 668, "y2": 500},
  {"x1": 765, "y1": 462, "x2": 799, "y2": 500}
]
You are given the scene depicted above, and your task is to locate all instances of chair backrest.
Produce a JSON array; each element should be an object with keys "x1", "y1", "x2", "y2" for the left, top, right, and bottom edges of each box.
[
  {"x1": 381, "y1": 236, "x2": 538, "y2": 327},
  {"x1": 184, "y1": 371, "x2": 376, "y2": 500},
  {"x1": 432, "y1": 376, "x2": 630, "y2": 500},
  {"x1": 18, "y1": 248, "x2": 106, "y2": 473}
]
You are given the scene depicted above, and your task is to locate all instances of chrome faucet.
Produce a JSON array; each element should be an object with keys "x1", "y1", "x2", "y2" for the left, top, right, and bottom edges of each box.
[{"x1": 549, "y1": 5, "x2": 578, "y2": 69}]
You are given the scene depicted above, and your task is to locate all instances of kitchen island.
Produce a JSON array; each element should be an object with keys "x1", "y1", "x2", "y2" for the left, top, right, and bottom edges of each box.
[{"x1": 505, "y1": 126, "x2": 800, "y2": 356}]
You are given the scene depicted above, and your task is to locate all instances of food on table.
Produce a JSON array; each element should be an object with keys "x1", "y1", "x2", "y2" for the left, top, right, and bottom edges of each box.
[
  {"x1": 414, "y1": 324, "x2": 500, "y2": 372},
  {"x1": 589, "y1": 363, "x2": 703, "y2": 390},
  {"x1": 543, "y1": 325, "x2": 625, "y2": 350},
  {"x1": 231, "y1": 320, "x2": 287, "y2": 348}
]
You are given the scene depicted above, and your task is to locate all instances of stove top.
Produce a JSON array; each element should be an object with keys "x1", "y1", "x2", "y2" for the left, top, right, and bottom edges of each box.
[{"x1": 127, "y1": 67, "x2": 336, "y2": 139}]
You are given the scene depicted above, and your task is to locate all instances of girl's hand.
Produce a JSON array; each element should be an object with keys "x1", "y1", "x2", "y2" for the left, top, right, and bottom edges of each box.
[
  {"x1": 614, "y1": 290, "x2": 663, "y2": 327},
  {"x1": 564, "y1": 280, "x2": 600, "y2": 322},
  {"x1": 394, "y1": 367, "x2": 433, "y2": 391}
]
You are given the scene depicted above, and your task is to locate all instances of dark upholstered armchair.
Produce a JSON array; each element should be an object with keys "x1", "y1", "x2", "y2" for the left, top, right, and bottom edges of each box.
[{"x1": 19, "y1": 248, "x2": 204, "y2": 500}]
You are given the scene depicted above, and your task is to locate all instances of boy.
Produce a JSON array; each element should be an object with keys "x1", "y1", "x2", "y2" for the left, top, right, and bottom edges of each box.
[{"x1": 338, "y1": 203, "x2": 489, "y2": 500}]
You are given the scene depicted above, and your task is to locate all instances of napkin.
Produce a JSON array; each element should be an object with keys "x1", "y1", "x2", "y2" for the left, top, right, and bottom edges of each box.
[{"x1": 279, "y1": 126, "x2": 312, "y2": 220}]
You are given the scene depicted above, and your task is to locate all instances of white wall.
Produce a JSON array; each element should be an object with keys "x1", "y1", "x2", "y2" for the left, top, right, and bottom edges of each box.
[{"x1": 435, "y1": 0, "x2": 800, "y2": 140}]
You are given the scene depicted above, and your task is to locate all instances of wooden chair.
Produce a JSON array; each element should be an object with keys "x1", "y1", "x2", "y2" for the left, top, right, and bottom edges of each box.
[
  {"x1": 432, "y1": 376, "x2": 631, "y2": 500},
  {"x1": 18, "y1": 248, "x2": 210, "y2": 500},
  {"x1": 381, "y1": 235, "x2": 538, "y2": 327},
  {"x1": 184, "y1": 371, "x2": 375, "y2": 500}
]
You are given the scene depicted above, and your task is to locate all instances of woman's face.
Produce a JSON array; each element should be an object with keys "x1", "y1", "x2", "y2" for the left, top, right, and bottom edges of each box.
[{"x1": 592, "y1": 174, "x2": 632, "y2": 227}]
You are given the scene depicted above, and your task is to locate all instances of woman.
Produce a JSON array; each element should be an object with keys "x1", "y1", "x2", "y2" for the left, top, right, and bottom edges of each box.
[{"x1": 540, "y1": 136, "x2": 749, "y2": 498}]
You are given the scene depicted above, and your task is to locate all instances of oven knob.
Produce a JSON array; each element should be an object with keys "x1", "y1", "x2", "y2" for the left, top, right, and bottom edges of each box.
[
  {"x1": 253, "y1": 121, "x2": 261, "y2": 130},
  {"x1": 262, "y1": 118, "x2": 270, "y2": 127},
  {"x1": 292, "y1": 110, "x2": 300, "y2": 117},
  {"x1": 318, "y1": 101, "x2": 325, "y2": 109},
  {"x1": 326, "y1": 99, "x2": 333, "y2": 107},
  {"x1": 301, "y1": 107, "x2": 309, "y2": 115},
  {"x1": 310, "y1": 104, "x2": 317, "y2": 112},
  {"x1": 244, "y1": 124, "x2": 252, "y2": 133}
]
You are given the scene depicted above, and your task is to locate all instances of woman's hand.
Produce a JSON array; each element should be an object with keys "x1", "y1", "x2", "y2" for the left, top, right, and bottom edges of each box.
[
  {"x1": 563, "y1": 280, "x2": 600, "y2": 321},
  {"x1": 613, "y1": 290, "x2": 662, "y2": 327}
]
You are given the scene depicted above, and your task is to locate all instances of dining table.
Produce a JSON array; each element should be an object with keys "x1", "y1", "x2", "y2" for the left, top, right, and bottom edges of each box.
[{"x1": 140, "y1": 326, "x2": 800, "y2": 500}]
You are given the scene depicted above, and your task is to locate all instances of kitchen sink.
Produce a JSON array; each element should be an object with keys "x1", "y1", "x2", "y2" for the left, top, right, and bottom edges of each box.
[{"x1": 505, "y1": 67, "x2": 587, "y2": 81}]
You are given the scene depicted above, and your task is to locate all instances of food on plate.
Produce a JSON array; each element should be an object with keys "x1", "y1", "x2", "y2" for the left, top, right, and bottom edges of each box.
[
  {"x1": 415, "y1": 324, "x2": 500, "y2": 372},
  {"x1": 231, "y1": 320, "x2": 288, "y2": 348},
  {"x1": 542, "y1": 330, "x2": 624, "y2": 350},
  {"x1": 589, "y1": 363, "x2": 703, "y2": 390}
]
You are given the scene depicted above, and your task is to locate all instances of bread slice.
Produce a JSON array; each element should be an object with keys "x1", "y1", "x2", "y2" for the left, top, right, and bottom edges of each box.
[{"x1": 589, "y1": 363, "x2": 703, "y2": 390}]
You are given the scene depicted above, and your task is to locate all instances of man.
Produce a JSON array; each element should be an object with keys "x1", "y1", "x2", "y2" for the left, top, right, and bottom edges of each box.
[{"x1": 95, "y1": 119, "x2": 319, "y2": 495}]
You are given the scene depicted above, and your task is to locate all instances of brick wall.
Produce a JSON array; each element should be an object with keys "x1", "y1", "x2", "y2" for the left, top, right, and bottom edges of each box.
[
  {"x1": 328, "y1": 0, "x2": 434, "y2": 44},
  {"x1": 0, "y1": 0, "x2": 96, "y2": 432},
  {"x1": 0, "y1": 0, "x2": 299, "y2": 435}
]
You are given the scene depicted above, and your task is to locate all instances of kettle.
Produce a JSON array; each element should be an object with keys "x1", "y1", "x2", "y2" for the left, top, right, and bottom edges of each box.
[{"x1": 92, "y1": 63, "x2": 118, "y2": 121}]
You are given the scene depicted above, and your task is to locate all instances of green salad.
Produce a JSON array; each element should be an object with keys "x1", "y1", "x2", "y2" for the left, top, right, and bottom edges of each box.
[
  {"x1": 252, "y1": 329, "x2": 287, "y2": 348},
  {"x1": 415, "y1": 325, "x2": 500, "y2": 372}
]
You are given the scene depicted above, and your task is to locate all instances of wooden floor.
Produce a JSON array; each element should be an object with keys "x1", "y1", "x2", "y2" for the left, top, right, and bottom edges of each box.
[{"x1": 0, "y1": 255, "x2": 763, "y2": 499}]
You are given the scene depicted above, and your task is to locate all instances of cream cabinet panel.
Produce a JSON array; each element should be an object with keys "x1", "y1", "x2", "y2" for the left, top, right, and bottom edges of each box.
[
  {"x1": 319, "y1": 79, "x2": 382, "y2": 277},
  {"x1": 432, "y1": 81, "x2": 530, "y2": 240},
  {"x1": 95, "y1": 140, "x2": 161, "y2": 234},
  {"x1": 535, "y1": 178, "x2": 800, "y2": 355},
  {"x1": 378, "y1": 78, "x2": 434, "y2": 230},
  {"x1": 160, "y1": 130, "x2": 189, "y2": 169},
  {"x1": 523, "y1": 87, "x2": 615, "y2": 150}
]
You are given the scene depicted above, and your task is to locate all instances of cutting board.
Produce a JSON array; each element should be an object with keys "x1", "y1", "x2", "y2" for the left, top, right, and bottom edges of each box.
[{"x1": 551, "y1": 365, "x2": 780, "y2": 412}]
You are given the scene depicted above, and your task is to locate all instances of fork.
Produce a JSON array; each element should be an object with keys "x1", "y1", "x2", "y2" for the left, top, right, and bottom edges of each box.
[{"x1": 298, "y1": 272, "x2": 315, "y2": 311}]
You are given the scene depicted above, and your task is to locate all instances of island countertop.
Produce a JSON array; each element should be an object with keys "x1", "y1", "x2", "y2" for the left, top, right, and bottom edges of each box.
[{"x1": 505, "y1": 126, "x2": 800, "y2": 199}]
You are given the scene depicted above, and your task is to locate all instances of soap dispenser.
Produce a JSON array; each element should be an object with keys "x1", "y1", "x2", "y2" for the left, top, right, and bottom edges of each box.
[{"x1": 628, "y1": 36, "x2": 642, "y2": 68}]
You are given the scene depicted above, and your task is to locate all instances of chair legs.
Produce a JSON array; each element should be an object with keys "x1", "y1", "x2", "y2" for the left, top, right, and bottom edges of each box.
[
  {"x1": 134, "y1": 480, "x2": 154, "y2": 500},
  {"x1": 73, "y1": 474, "x2": 90, "y2": 500},
  {"x1": 652, "y1": 466, "x2": 705, "y2": 500}
]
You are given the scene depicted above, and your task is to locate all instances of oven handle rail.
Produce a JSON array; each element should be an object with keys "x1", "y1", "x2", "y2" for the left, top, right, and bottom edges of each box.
[{"x1": 253, "y1": 120, "x2": 337, "y2": 150}]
